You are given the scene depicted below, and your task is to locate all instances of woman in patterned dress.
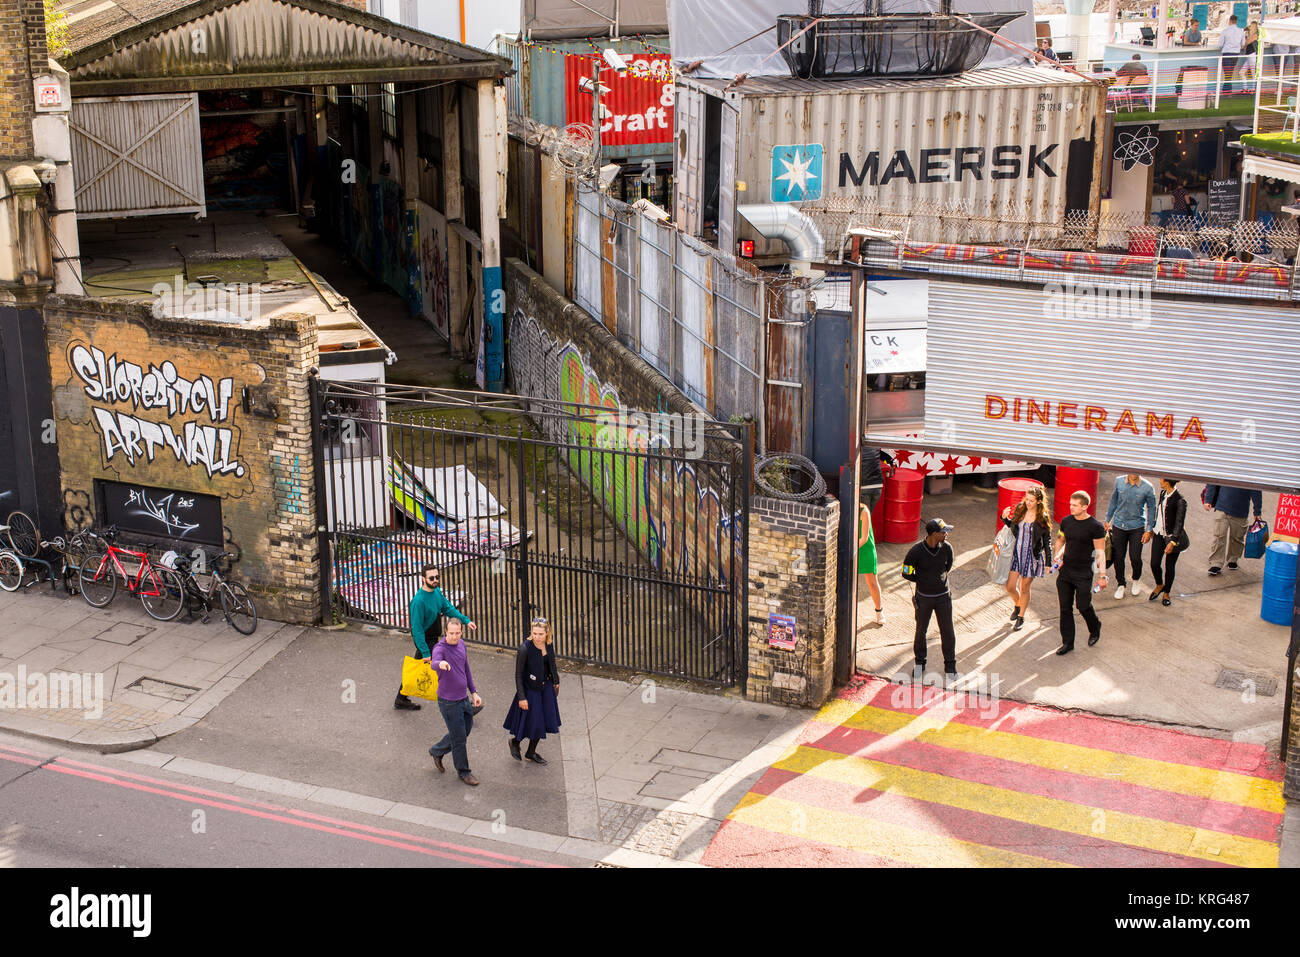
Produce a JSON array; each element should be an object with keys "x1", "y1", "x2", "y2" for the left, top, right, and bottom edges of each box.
[{"x1": 1000, "y1": 486, "x2": 1053, "y2": 631}]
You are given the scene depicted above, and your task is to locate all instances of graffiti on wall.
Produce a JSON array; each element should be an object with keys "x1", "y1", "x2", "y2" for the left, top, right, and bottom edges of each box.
[
  {"x1": 511, "y1": 309, "x2": 740, "y2": 583},
  {"x1": 67, "y1": 342, "x2": 245, "y2": 479},
  {"x1": 417, "y1": 201, "x2": 451, "y2": 340},
  {"x1": 272, "y1": 453, "x2": 305, "y2": 517}
]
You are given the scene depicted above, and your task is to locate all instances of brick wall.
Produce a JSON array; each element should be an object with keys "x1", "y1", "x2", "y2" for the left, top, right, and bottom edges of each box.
[
  {"x1": 747, "y1": 496, "x2": 839, "y2": 707},
  {"x1": 43, "y1": 296, "x2": 322, "y2": 625},
  {"x1": 0, "y1": 0, "x2": 45, "y2": 160}
]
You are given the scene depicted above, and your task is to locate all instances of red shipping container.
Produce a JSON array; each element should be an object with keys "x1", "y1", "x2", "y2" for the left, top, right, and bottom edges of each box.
[{"x1": 565, "y1": 54, "x2": 674, "y2": 147}]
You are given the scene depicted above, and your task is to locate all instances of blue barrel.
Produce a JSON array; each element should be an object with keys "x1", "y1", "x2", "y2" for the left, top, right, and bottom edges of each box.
[{"x1": 1261, "y1": 541, "x2": 1299, "y2": 626}]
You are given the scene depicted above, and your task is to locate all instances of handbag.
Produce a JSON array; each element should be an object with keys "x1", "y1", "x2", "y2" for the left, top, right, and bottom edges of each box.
[
  {"x1": 1244, "y1": 519, "x2": 1269, "y2": 559},
  {"x1": 1104, "y1": 530, "x2": 1113, "y2": 568},
  {"x1": 987, "y1": 525, "x2": 1014, "y2": 584},
  {"x1": 400, "y1": 656, "x2": 440, "y2": 701}
]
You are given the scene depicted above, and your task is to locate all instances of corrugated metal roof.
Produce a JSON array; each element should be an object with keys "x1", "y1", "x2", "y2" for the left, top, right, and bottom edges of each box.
[
  {"x1": 685, "y1": 65, "x2": 1098, "y2": 98},
  {"x1": 58, "y1": 0, "x2": 509, "y2": 89}
]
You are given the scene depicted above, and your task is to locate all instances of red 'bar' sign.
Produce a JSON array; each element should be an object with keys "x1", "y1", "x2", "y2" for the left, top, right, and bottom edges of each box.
[
  {"x1": 565, "y1": 54, "x2": 674, "y2": 147},
  {"x1": 1275, "y1": 493, "x2": 1300, "y2": 537}
]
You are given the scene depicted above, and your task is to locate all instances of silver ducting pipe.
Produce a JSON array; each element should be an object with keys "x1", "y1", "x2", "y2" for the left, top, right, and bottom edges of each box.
[{"x1": 737, "y1": 204, "x2": 826, "y2": 270}]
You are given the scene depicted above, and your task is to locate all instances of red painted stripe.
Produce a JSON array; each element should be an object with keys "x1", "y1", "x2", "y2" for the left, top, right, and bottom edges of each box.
[
  {"x1": 701, "y1": 819, "x2": 915, "y2": 869},
  {"x1": 45, "y1": 763, "x2": 510, "y2": 867},
  {"x1": 846, "y1": 677, "x2": 1284, "y2": 778},
  {"x1": 793, "y1": 723, "x2": 1283, "y2": 842},
  {"x1": 50, "y1": 756, "x2": 562, "y2": 867},
  {"x1": 0, "y1": 742, "x2": 47, "y2": 758},
  {"x1": 0, "y1": 751, "x2": 44, "y2": 768},
  {"x1": 746, "y1": 765, "x2": 1234, "y2": 868}
]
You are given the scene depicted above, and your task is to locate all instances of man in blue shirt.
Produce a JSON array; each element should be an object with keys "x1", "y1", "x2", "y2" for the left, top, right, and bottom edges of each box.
[
  {"x1": 1104, "y1": 473, "x2": 1157, "y2": 599},
  {"x1": 1203, "y1": 484, "x2": 1263, "y2": 575},
  {"x1": 395, "y1": 563, "x2": 475, "y2": 710}
]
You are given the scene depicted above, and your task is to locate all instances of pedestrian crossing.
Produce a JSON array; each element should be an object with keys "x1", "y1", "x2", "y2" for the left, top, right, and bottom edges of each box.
[{"x1": 702, "y1": 676, "x2": 1286, "y2": 867}]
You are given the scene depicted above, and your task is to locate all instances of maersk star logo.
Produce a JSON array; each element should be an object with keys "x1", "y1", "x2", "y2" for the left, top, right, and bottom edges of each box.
[{"x1": 771, "y1": 144, "x2": 823, "y2": 202}]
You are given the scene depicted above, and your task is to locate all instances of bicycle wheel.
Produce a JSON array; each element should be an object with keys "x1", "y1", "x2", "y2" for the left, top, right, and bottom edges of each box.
[
  {"x1": 218, "y1": 581, "x2": 258, "y2": 635},
  {"x1": 139, "y1": 566, "x2": 187, "y2": 622},
  {"x1": 78, "y1": 550, "x2": 118, "y2": 607},
  {"x1": 0, "y1": 551, "x2": 23, "y2": 591},
  {"x1": 5, "y1": 510, "x2": 39, "y2": 558}
]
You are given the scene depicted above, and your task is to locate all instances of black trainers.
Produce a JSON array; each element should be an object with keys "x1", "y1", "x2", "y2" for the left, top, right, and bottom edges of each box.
[
  {"x1": 1208, "y1": 566, "x2": 1222, "y2": 576},
  {"x1": 394, "y1": 694, "x2": 421, "y2": 711},
  {"x1": 1012, "y1": 615, "x2": 1025, "y2": 631},
  {"x1": 1227, "y1": 561, "x2": 1239, "y2": 570}
]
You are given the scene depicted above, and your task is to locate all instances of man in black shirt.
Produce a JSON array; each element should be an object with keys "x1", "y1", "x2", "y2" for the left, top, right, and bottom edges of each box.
[
  {"x1": 901, "y1": 518, "x2": 958, "y2": 683},
  {"x1": 1054, "y1": 490, "x2": 1109, "y2": 655}
]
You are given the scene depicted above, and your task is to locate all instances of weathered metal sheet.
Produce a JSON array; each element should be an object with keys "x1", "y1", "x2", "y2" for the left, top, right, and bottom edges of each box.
[
  {"x1": 65, "y1": 0, "x2": 507, "y2": 87},
  {"x1": 919, "y1": 278, "x2": 1300, "y2": 490},
  {"x1": 70, "y1": 93, "x2": 205, "y2": 219}
]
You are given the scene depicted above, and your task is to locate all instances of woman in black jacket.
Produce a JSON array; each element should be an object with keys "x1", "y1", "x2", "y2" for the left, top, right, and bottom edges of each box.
[
  {"x1": 503, "y1": 617, "x2": 561, "y2": 764},
  {"x1": 1149, "y1": 479, "x2": 1189, "y2": 607},
  {"x1": 1000, "y1": 486, "x2": 1054, "y2": 631}
]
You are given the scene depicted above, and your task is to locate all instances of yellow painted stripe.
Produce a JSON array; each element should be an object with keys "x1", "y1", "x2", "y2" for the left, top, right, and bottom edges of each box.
[
  {"x1": 827, "y1": 704, "x2": 1285, "y2": 814},
  {"x1": 729, "y1": 792, "x2": 1073, "y2": 868},
  {"x1": 777, "y1": 745, "x2": 1279, "y2": 868}
]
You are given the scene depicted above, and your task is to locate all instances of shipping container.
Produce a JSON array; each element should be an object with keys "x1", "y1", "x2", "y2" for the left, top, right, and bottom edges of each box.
[
  {"x1": 499, "y1": 34, "x2": 676, "y2": 169},
  {"x1": 674, "y1": 67, "x2": 1107, "y2": 256}
]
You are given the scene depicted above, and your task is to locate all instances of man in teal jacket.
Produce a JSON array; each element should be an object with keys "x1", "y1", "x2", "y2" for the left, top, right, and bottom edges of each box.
[{"x1": 396, "y1": 563, "x2": 476, "y2": 710}]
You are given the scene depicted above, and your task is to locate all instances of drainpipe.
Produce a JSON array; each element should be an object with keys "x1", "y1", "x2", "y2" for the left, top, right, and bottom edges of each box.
[{"x1": 737, "y1": 204, "x2": 826, "y2": 276}]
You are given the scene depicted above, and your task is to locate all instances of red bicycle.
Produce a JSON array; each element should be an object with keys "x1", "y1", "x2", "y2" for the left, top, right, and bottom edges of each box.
[{"x1": 78, "y1": 526, "x2": 187, "y2": 621}]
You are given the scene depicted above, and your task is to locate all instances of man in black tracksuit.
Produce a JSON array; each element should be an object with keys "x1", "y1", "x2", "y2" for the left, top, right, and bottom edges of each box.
[{"x1": 901, "y1": 518, "x2": 958, "y2": 683}]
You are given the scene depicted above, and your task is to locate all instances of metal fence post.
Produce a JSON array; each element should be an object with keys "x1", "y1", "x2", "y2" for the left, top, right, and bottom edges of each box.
[
  {"x1": 516, "y1": 424, "x2": 530, "y2": 636},
  {"x1": 309, "y1": 373, "x2": 333, "y2": 626}
]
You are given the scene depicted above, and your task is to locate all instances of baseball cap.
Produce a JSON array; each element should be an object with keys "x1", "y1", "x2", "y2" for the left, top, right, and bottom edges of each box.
[{"x1": 926, "y1": 518, "x2": 954, "y2": 534}]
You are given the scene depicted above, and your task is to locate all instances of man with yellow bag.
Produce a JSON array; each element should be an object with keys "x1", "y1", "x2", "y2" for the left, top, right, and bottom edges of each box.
[{"x1": 396, "y1": 563, "x2": 476, "y2": 710}]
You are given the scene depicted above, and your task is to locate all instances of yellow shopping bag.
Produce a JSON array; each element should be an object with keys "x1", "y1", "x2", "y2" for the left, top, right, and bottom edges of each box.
[{"x1": 400, "y1": 656, "x2": 440, "y2": 701}]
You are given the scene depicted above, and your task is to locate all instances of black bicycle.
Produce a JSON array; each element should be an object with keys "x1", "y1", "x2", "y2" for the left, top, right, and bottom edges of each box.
[{"x1": 169, "y1": 550, "x2": 258, "y2": 635}]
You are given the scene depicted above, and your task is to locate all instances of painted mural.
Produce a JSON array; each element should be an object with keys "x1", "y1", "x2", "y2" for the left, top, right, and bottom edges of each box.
[
  {"x1": 416, "y1": 201, "x2": 451, "y2": 340},
  {"x1": 511, "y1": 309, "x2": 741, "y2": 584},
  {"x1": 347, "y1": 164, "x2": 374, "y2": 273}
]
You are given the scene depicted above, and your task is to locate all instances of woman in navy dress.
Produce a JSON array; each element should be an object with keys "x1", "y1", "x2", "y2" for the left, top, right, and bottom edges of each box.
[{"x1": 504, "y1": 617, "x2": 561, "y2": 764}]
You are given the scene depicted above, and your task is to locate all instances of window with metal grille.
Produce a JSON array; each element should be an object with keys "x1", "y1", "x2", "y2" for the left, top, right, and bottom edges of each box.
[{"x1": 382, "y1": 83, "x2": 397, "y2": 139}]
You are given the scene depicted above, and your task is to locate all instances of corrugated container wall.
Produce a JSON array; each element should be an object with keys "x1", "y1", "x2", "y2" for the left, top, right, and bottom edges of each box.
[
  {"x1": 677, "y1": 69, "x2": 1106, "y2": 256},
  {"x1": 499, "y1": 35, "x2": 674, "y2": 165}
]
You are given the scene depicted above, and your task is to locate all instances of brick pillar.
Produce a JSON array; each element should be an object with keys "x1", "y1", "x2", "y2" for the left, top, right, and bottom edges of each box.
[
  {"x1": 0, "y1": 0, "x2": 46, "y2": 160},
  {"x1": 746, "y1": 497, "x2": 840, "y2": 707},
  {"x1": 265, "y1": 313, "x2": 323, "y2": 625}
]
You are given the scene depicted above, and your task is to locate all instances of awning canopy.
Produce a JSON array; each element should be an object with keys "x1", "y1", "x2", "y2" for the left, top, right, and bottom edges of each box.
[
  {"x1": 1263, "y1": 16, "x2": 1300, "y2": 48},
  {"x1": 1243, "y1": 152, "x2": 1300, "y2": 185},
  {"x1": 522, "y1": 0, "x2": 667, "y2": 39},
  {"x1": 58, "y1": 0, "x2": 510, "y2": 96}
]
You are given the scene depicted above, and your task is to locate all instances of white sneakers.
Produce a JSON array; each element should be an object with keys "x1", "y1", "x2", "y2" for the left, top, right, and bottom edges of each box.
[
  {"x1": 874, "y1": 607, "x2": 886, "y2": 625},
  {"x1": 1130, "y1": 581, "x2": 1141, "y2": 597},
  {"x1": 1114, "y1": 585, "x2": 1126, "y2": 600}
]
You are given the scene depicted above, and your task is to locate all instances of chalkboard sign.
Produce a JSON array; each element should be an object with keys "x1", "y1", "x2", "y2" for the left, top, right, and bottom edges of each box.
[
  {"x1": 95, "y1": 480, "x2": 224, "y2": 546},
  {"x1": 1207, "y1": 178, "x2": 1242, "y2": 224}
]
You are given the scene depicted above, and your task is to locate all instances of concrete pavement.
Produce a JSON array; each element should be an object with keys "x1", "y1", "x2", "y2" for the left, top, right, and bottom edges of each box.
[
  {"x1": 0, "y1": 585, "x2": 301, "y2": 750},
  {"x1": 858, "y1": 470, "x2": 1291, "y2": 745}
]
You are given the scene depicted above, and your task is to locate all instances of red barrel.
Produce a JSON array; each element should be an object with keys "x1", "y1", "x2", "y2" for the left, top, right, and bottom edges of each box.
[
  {"x1": 997, "y1": 476, "x2": 1045, "y2": 532},
  {"x1": 1054, "y1": 467, "x2": 1100, "y2": 523},
  {"x1": 882, "y1": 468, "x2": 926, "y2": 544}
]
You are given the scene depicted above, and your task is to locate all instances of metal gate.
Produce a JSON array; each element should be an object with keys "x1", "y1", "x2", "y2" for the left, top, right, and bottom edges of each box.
[{"x1": 313, "y1": 380, "x2": 751, "y2": 687}]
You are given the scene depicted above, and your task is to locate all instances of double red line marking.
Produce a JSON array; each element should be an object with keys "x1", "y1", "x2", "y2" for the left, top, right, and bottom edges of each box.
[{"x1": 0, "y1": 743, "x2": 563, "y2": 868}]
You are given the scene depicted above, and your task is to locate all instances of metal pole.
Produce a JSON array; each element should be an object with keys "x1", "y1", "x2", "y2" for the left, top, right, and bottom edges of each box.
[
  {"x1": 516, "y1": 425, "x2": 531, "y2": 636},
  {"x1": 834, "y1": 268, "x2": 866, "y2": 686},
  {"x1": 592, "y1": 60, "x2": 603, "y2": 171},
  {"x1": 308, "y1": 373, "x2": 333, "y2": 626}
]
